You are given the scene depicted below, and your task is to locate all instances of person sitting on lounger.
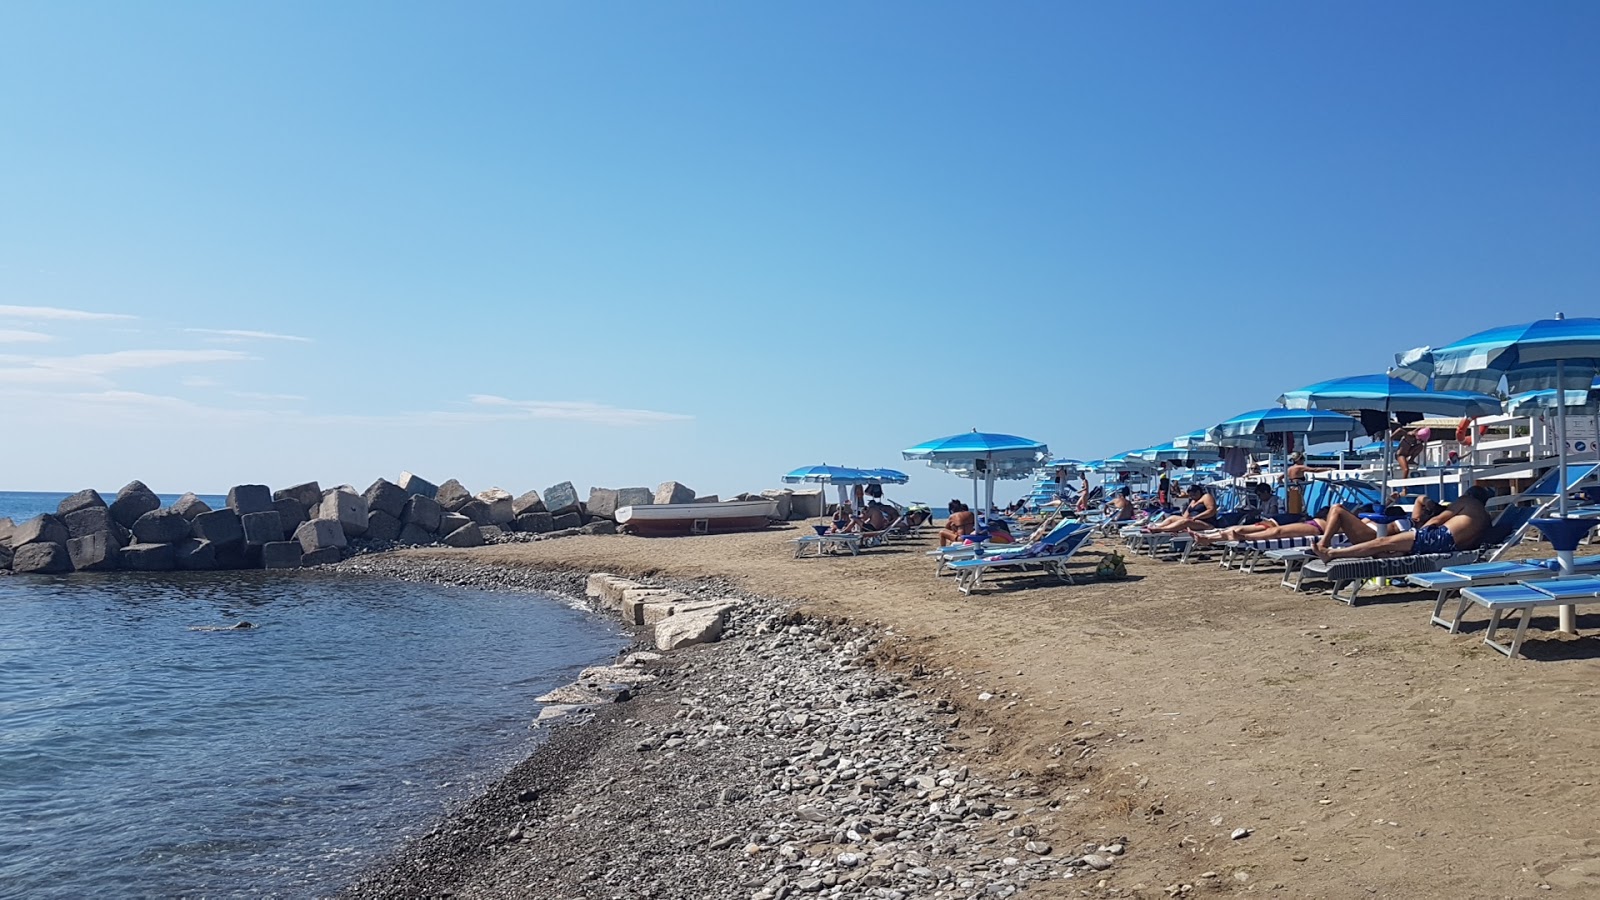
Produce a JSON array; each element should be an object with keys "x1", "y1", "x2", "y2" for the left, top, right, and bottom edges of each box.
[
  {"x1": 1313, "y1": 486, "x2": 1493, "y2": 561},
  {"x1": 1110, "y1": 488, "x2": 1138, "y2": 521},
  {"x1": 1193, "y1": 511, "x2": 1331, "y2": 547},
  {"x1": 861, "y1": 500, "x2": 897, "y2": 532},
  {"x1": 939, "y1": 500, "x2": 976, "y2": 546},
  {"x1": 1145, "y1": 485, "x2": 1217, "y2": 533},
  {"x1": 829, "y1": 504, "x2": 864, "y2": 533}
]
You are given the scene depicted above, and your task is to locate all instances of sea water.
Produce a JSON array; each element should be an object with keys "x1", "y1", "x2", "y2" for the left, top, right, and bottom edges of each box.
[{"x1": 0, "y1": 492, "x2": 627, "y2": 898}]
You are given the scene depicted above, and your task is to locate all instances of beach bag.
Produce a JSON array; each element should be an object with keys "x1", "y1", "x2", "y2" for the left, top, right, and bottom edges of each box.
[{"x1": 1095, "y1": 551, "x2": 1127, "y2": 580}]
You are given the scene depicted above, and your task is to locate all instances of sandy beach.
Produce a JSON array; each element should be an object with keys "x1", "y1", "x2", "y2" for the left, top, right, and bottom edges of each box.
[{"x1": 339, "y1": 524, "x2": 1600, "y2": 899}]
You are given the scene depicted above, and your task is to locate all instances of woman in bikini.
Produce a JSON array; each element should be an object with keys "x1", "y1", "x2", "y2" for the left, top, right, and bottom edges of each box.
[{"x1": 1147, "y1": 485, "x2": 1217, "y2": 534}]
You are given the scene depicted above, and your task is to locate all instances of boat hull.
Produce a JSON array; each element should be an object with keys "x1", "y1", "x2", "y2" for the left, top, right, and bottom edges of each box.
[{"x1": 616, "y1": 500, "x2": 778, "y2": 537}]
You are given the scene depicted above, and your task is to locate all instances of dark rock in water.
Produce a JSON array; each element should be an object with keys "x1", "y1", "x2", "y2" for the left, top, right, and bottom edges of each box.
[
  {"x1": 175, "y1": 538, "x2": 218, "y2": 571},
  {"x1": 13, "y1": 542, "x2": 70, "y2": 574},
  {"x1": 551, "y1": 512, "x2": 583, "y2": 531},
  {"x1": 212, "y1": 542, "x2": 252, "y2": 570},
  {"x1": 441, "y1": 523, "x2": 485, "y2": 548},
  {"x1": 56, "y1": 489, "x2": 107, "y2": 517},
  {"x1": 586, "y1": 488, "x2": 620, "y2": 521},
  {"x1": 438, "y1": 513, "x2": 471, "y2": 537},
  {"x1": 396, "y1": 523, "x2": 434, "y2": 545},
  {"x1": 363, "y1": 478, "x2": 409, "y2": 518},
  {"x1": 191, "y1": 509, "x2": 244, "y2": 546},
  {"x1": 544, "y1": 481, "x2": 581, "y2": 517},
  {"x1": 132, "y1": 509, "x2": 191, "y2": 544},
  {"x1": 67, "y1": 532, "x2": 119, "y2": 572},
  {"x1": 170, "y1": 492, "x2": 213, "y2": 520},
  {"x1": 435, "y1": 479, "x2": 472, "y2": 512},
  {"x1": 582, "y1": 520, "x2": 618, "y2": 536},
  {"x1": 0, "y1": 542, "x2": 12, "y2": 570},
  {"x1": 14, "y1": 515, "x2": 69, "y2": 547},
  {"x1": 272, "y1": 498, "x2": 307, "y2": 537},
  {"x1": 401, "y1": 495, "x2": 442, "y2": 533},
  {"x1": 294, "y1": 519, "x2": 347, "y2": 553},
  {"x1": 319, "y1": 489, "x2": 368, "y2": 537},
  {"x1": 366, "y1": 510, "x2": 402, "y2": 543},
  {"x1": 241, "y1": 511, "x2": 282, "y2": 547},
  {"x1": 515, "y1": 512, "x2": 555, "y2": 534},
  {"x1": 227, "y1": 484, "x2": 273, "y2": 516},
  {"x1": 398, "y1": 471, "x2": 438, "y2": 500},
  {"x1": 301, "y1": 546, "x2": 342, "y2": 567},
  {"x1": 0, "y1": 516, "x2": 13, "y2": 545},
  {"x1": 273, "y1": 481, "x2": 322, "y2": 512},
  {"x1": 262, "y1": 541, "x2": 303, "y2": 569},
  {"x1": 120, "y1": 542, "x2": 176, "y2": 572},
  {"x1": 110, "y1": 483, "x2": 161, "y2": 528},
  {"x1": 457, "y1": 499, "x2": 492, "y2": 526},
  {"x1": 513, "y1": 490, "x2": 545, "y2": 516},
  {"x1": 64, "y1": 506, "x2": 117, "y2": 542}
]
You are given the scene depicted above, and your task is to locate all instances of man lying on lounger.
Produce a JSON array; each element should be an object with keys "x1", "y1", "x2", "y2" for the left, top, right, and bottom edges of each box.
[{"x1": 1312, "y1": 486, "x2": 1493, "y2": 561}]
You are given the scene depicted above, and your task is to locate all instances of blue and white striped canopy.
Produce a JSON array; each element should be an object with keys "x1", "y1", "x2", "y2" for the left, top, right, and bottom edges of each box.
[
  {"x1": 1132, "y1": 441, "x2": 1220, "y2": 463},
  {"x1": 1278, "y1": 373, "x2": 1501, "y2": 417},
  {"x1": 1208, "y1": 407, "x2": 1360, "y2": 448},
  {"x1": 782, "y1": 465, "x2": 908, "y2": 486},
  {"x1": 902, "y1": 430, "x2": 1049, "y2": 480},
  {"x1": 1393, "y1": 317, "x2": 1600, "y2": 395},
  {"x1": 1099, "y1": 451, "x2": 1157, "y2": 473},
  {"x1": 1503, "y1": 378, "x2": 1600, "y2": 416},
  {"x1": 1171, "y1": 428, "x2": 1221, "y2": 451}
]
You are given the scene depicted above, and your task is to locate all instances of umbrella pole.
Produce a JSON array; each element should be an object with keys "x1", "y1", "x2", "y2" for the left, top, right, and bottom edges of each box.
[{"x1": 1557, "y1": 360, "x2": 1576, "y2": 633}]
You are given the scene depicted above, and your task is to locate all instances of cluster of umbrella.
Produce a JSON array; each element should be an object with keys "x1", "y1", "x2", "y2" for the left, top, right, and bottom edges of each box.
[
  {"x1": 786, "y1": 431, "x2": 1051, "y2": 518},
  {"x1": 781, "y1": 464, "x2": 910, "y2": 508}
]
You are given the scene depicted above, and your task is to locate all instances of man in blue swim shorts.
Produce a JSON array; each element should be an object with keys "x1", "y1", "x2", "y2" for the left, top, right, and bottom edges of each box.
[{"x1": 1313, "y1": 486, "x2": 1494, "y2": 561}]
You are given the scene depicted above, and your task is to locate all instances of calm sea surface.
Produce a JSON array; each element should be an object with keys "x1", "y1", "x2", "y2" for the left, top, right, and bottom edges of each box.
[{"x1": 0, "y1": 491, "x2": 628, "y2": 899}]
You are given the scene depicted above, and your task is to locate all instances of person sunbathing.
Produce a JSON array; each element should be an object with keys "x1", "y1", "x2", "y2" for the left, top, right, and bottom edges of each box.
[
  {"x1": 860, "y1": 500, "x2": 896, "y2": 532},
  {"x1": 1193, "y1": 514, "x2": 1328, "y2": 547},
  {"x1": 1313, "y1": 486, "x2": 1493, "y2": 561},
  {"x1": 1109, "y1": 489, "x2": 1139, "y2": 521},
  {"x1": 1145, "y1": 485, "x2": 1217, "y2": 533},
  {"x1": 938, "y1": 500, "x2": 976, "y2": 546}
]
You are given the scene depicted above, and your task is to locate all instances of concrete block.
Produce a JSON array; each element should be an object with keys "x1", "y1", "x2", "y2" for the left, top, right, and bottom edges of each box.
[
  {"x1": 64, "y1": 506, "x2": 117, "y2": 542},
  {"x1": 212, "y1": 543, "x2": 252, "y2": 570},
  {"x1": 619, "y1": 588, "x2": 681, "y2": 625},
  {"x1": 241, "y1": 511, "x2": 282, "y2": 546},
  {"x1": 191, "y1": 509, "x2": 244, "y2": 546},
  {"x1": 398, "y1": 471, "x2": 438, "y2": 499},
  {"x1": 788, "y1": 489, "x2": 824, "y2": 519},
  {"x1": 761, "y1": 490, "x2": 793, "y2": 521},
  {"x1": 67, "y1": 532, "x2": 118, "y2": 572},
  {"x1": 586, "y1": 488, "x2": 621, "y2": 520},
  {"x1": 175, "y1": 538, "x2": 218, "y2": 571},
  {"x1": 120, "y1": 542, "x2": 176, "y2": 572},
  {"x1": 653, "y1": 606, "x2": 728, "y2": 651},
  {"x1": 294, "y1": 518, "x2": 347, "y2": 553},
  {"x1": 438, "y1": 512, "x2": 470, "y2": 536},
  {"x1": 582, "y1": 520, "x2": 618, "y2": 535},
  {"x1": 262, "y1": 541, "x2": 303, "y2": 569},
  {"x1": 274, "y1": 482, "x2": 322, "y2": 514},
  {"x1": 111, "y1": 481, "x2": 161, "y2": 528},
  {"x1": 132, "y1": 509, "x2": 192, "y2": 544},
  {"x1": 273, "y1": 498, "x2": 307, "y2": 538},
  {"x1": 596, "y1": 576, "x2": 642, "y2": 606},
  {"x1": 301, "y1": 547, "x2": 342, "y2": 567},
  {"x1": 654, "y1": 481, "x2": 696, "y2": 505},
  {"x1": 642, "y1": 599, "x2": 737, "y2": 627},
  {"x1": 615, "y1": 487, "x2": 653, "y2": 509},
  {"x1": 435, "y1": 479, "x2": 472, "y2": 512},
  {"x1": 551, "y1": 512, "x2": 583, "y2": 531},
  {"x1": 318, "y1": 489, "x2": 369, "y2": 537},
  {"x1": 695, "y1": 495, "x2": 720, "y2": 504},
  {"x1": 13, "y1": 542, "x2": 71, "y2": 574},
  {"x1": 456, "y1": 499, "x2": 492, "y2": 526},
  {"x1": 513, "y1": 490, "x2": 546, "y2": 516},
  {"x1": 544, "y1": 481, "x2": 581, "y2": 517},
  {"x1": 171, "y1": 492, "x2": 213, "y2": 520},
  {"x1": 0, "y1": 543, "x2": 10, "y2": 570},
  {"x1": 585, "y1": 573, "x2": 617, "y2": 599},
  {"x1": 476, "y1": 488, "x2": 515, "y2": 525},
  {"x1": 363, "y1": 479, "x2": 409, "y2": 518},
  {"x1": 401, "y1": 494, "x2": 442, "y2": 533},
  {"x1": 14, "y1": 515, "x2": 69, "y2": 547},
  {"x1": 0, "y1": 517, "x2": 12, "y2": 545},
  {"x1": 514, "y1": 512, "x2": 554, "y2": 533},
  {"x1": 441, "y1": 523, "x2": 485, "y2": 547},
  {"x1": 365, "y1": 510, "x2": 402, "y2": 542},
  {"x1": 396, "y1": 523, "x2": 435, "y2": 545},
  {"x1": 480, "y1": 525, "x2": 504, "y2": 542},
  {"x1": 227, "y1": 484, "x2": 273, "y2": 515},
  {"x1": 56, "y1": 488, "x2": 107, "y2": 517}
]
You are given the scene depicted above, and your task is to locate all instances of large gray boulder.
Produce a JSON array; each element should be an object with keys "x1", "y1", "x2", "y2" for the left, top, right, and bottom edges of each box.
[
  {"x1": 761, "y1": 489, "x2": 793, "y2": 521},
  {"x1": 57, "y1": 489, "x2": 107, "y2": 517},
  {"x1": 175, "y1": 538, "x2": 218, "y2": 571},
  {"x1": 301, "y1": 547, "x2": 342, "y2": 567},
  {"x1": 64, "y1": 506, "x2": 117, "y2": 542},
  {"x1": 294, "y1": 519, "x2": 347, "y2": 553},
  {"x1": 272, "y1": 498, "x2": 307, "y2": 537},
  {"x1": 111, "y1": 481, "x2": 161, "y2": 528},
  {"x1": 401, "y1": 495, "x2": 442, "y2": 533},
  {"x1": 456, "y1": 500, "x2": 492, "y2": 526},
  {"x1": 615, "y1": 487, "x2": 653, "y2": 510},
  {"x1": 191, "y1": 509, "x2": 244, "y2": 546},
  {"x1": 67, "y1": 532, "x2": 118, "y2": 572},
  {"x1": 398, "y1": 471, "x2": 438, "y2": 499},
  {"x1": 0, "y1": 517, "x2": 13, "y2": 545},
  {"x1": 132, "y1": 509, "x2": 192, "y2": 544},
  {"x1": 365, "y1": 510, "x2": 402, "y2": 542},
  {"x1": 14, "y1": 515, "x2": 69, "y2": 548},
  {"x1": 694, "y1": 495, "x2": 719, "y2": 504},
  {"x1": 262, "y1": 541, "x2": 303, "y2": 569},
  {"x1": 435, "y1": 479, "x2": 472, "y2": 512},
  {"x1": 515, "y1": 512, "x2": 555, "y2": 534},
  {"x1": 788, "y1": 489, "x2": 823, "y2": 519},
  {"x1": 212, "y1": 543, "x2": 252, "y2": 570},
  {"x1": 273, "y1": 482, "x2": 322, "y2": 514},
  {"x1": 120, "y1": 542, "x2": 176, "y2": 572},
  {"x1": 241, "y1": 511, "x2": 283, "y2": 547},
  {"x1": 438, "y1": 513, "x2": 471, "y2": 536},
  {"x1": 171, "y1": 492, "x2": 213, "y2": 520},
  {"x1": 654, "y1": 481, "x2": 696, "y2": 505},
  {"x1": 475, "y1": 488, "x2": 515, "y2": 526},
  {"x1": 551, "y1": 512, "x2": 583, "y2": 531},
  {"x1": 13, "y1": 542, "x2": 70, "y2": 574},
  {"x1": 441, "y1": 523, "x2": 485, "y2": 547},
  {"x1": 0, "y1": 542, "x2": 13, "y2": 570},
  {"x1": 586, "y1": 488, "x2": 621, "y2": 521},
  {"x1": 363, "y1": 479, "x2": 409, "y2": 518},
  {"x1": 480, "y1": 525, "x2": 504, "y2": 542},
  {"x1": 513, "y1": 490, "x2": 545, "y2": 516},
  {"x1": 227, "y1": 485, "x2": 273, "y2": 516},
  {"x1": 396, "y1": 523, "x2": 434, "y2": 545},
  {"x1": 544, "y1": 481, "x2": 581, "y2": 517},
  {"x1": 318, "y1": 489, "x2": 369, "y2": 537}
]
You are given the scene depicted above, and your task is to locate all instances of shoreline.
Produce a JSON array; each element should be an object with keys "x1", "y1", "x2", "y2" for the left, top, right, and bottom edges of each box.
[{"x1": 334, "y1": 556, "x2": 1113, "y2": 899}]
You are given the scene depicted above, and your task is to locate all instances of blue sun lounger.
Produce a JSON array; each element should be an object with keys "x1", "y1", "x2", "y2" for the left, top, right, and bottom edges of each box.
[
  {"x1": 928, "y1": 518, "x2": 1079, "y2": 575},
  {"x1": 1413, "y1": 555, "x2": 1600, "y2": 629},
  {"x1": 945, "y1": 525, "x2": 1095, "y2": 595},
  {"x1": 1454, "y1": 576, "x2": 1600, "y2": 659}
]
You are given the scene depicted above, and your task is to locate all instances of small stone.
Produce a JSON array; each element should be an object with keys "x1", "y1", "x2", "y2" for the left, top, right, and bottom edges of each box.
[
  {"x1": 1081, "y1": 854, "x2": 1113, "y2": 871},
  {"x1": 709, "y1": 835, "x2": 738, "y2": 850},
  {"x1": 1025, "y1": 841, "x2": 1051, "y2": 855},
  {"x1": 1231, "y1": 828, "x2": 1251, "y2": 840}
]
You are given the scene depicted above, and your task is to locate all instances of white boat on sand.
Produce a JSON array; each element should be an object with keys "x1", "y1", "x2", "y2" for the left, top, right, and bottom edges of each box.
[{"x1": 616, "y1": 500, "x2": 778, "y2": 537}]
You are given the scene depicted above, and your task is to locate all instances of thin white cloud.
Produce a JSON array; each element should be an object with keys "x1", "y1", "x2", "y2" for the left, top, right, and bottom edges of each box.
[
  {"x1": 185, "y1": 328, "x2": 313, "y2": 344},
  {"x1": 0, "y1": 329, "x2": 53, "y2": 343},
  {"x1": 181, "y1": 375, "x2": 220, "y2": 388},
  {"x1": 468, "y1": 394, "x2": 692, "y2": 426},
  {"x1": 0, "y1": 304, "x2": 135, "y2": 321},
  {"x1": 36, "y1": 349, "x2": 254, "y2": 374},
  {"x1": 229, "y1": 390, "x2": 306, "y2": 402}
]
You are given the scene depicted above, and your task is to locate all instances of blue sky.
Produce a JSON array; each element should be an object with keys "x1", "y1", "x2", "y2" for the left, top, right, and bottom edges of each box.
[{"x1": 2, "y1": 2, "x2": 1597, "y2": 501}]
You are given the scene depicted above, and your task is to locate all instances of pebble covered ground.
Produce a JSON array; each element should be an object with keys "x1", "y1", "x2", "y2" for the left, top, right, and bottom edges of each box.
[{"x1": 335, "y1": 558, "x2": 1129, "y2": 900}]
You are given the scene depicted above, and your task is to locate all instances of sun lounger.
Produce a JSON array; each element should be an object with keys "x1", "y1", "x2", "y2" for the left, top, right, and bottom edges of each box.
[
  {"x1": 1454, "y1": 576, "x2": 1600, "y2": 659},
  {"x1": 1418, "y1": 556, "x2": 1600, "y2": 630},
  {"x1": 791, "y1": 533, "x2": 862, "y2": 558},
  {"x1": 928, "y1": 518, "x2": 1078, "y2": 575},
  {"x1": 945, "y1": 526, "x2": 1095, "y2": 595}
]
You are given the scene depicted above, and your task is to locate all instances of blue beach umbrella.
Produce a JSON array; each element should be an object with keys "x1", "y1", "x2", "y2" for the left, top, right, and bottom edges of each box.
[
  {"x1": 1502, "y1": 379, "x2": 1600, "y2": 417},
  {"x1": 783, "y1": 465, "x2": 906, "y2": 511},
  {"x1": 1208, "y1": 407, "x2": 1361, "y2": 449},
  {"x1": 903, "y1": 430, "x2": 1049, "y2": 515}
]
